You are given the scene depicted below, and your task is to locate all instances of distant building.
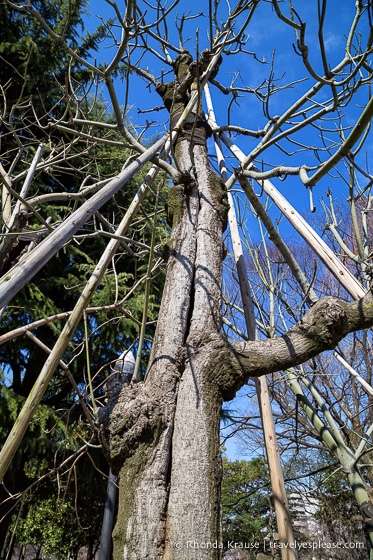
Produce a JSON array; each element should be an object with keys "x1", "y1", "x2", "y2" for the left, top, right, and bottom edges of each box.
[{"x1": 290, "y1": 491, "x2": 323, "y2": 537}]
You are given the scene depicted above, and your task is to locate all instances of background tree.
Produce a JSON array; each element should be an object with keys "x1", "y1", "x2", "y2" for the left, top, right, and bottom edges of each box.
[{"x1": 221, "y1": 457, "x2": 271, "y2": 555}]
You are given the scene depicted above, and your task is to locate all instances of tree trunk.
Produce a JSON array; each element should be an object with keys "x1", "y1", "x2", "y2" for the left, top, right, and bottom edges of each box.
[{"x1": 101, "y1": 111, "x2": 228, "y2": 558}]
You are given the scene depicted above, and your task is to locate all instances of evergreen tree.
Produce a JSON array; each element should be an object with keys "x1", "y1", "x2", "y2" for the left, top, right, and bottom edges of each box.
[{"x1": 221, "y1": 457, "x2": 270, "y2": 555}]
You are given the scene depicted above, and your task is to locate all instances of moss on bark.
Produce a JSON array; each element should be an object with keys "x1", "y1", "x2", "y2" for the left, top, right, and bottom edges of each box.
[
  {"x1": 166, "y1": 184, "x2": 185, "y2": 228},
  {"x1": 201, "y1": 372, "x2": 224, "y2": 558},
  {"x1": 112, "y1": 442, "x2": 155, "y2": 560}
]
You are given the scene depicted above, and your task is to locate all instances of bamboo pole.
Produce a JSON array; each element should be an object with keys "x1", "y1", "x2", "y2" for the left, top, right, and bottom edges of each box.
[
  {"x1": 0, "y1": 156, "x2": 163, "y2": 481},
  {"x1": 0, "y1": 136, "x2": 166, "y2": 310},
  {"x1": 8, "y1": 144, "x2": 45, "y2": 226},
  {"x1": 226, "y1": 161, "x2": 297, "y2": 560},
  {"x1": 286, "y1": 367, "x2": 373, "y2": 556},
  {"x1": 24, "y1": 330, "x2": 94, "y2": 428},
  {"x1": 217, "y1": 132, "x2": 365, "y2": 300}
]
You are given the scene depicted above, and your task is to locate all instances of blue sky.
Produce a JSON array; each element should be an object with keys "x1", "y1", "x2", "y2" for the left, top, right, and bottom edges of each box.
[{"x1": 81, "y1": 0, "x2": 372, "y2": 217}]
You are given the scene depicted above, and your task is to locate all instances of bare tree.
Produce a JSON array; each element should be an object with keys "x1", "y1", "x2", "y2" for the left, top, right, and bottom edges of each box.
[
  {"x1": 2, "y1": 1, "x2": 373, "y2": 559},
  {"x1": 223, "y1": 199, "x2": 373, "y2": 553}
]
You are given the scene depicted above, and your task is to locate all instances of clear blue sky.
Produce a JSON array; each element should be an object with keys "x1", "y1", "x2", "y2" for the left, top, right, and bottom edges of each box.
[{"x1": 82, "y1": 0, "x2": 371, "y2": 217}]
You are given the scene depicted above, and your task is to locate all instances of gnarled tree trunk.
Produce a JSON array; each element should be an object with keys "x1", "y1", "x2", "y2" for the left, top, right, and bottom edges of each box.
[{"x1": 101, "y1": 116, "x2": 228, "y2": 558}]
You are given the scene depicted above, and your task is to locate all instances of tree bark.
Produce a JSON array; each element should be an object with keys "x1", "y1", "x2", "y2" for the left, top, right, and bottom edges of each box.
[{"x1": 102, "y1": 103, "x2": 227, "y2": 557}]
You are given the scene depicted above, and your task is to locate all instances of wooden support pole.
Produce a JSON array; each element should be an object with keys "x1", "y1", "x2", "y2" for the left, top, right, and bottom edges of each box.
[
  {"x1": 204, "y1": 84, "x2": 297, "y2": 558},
  {"x1": 227, "y1": 185, "x2": 297, "y2": 560}
]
